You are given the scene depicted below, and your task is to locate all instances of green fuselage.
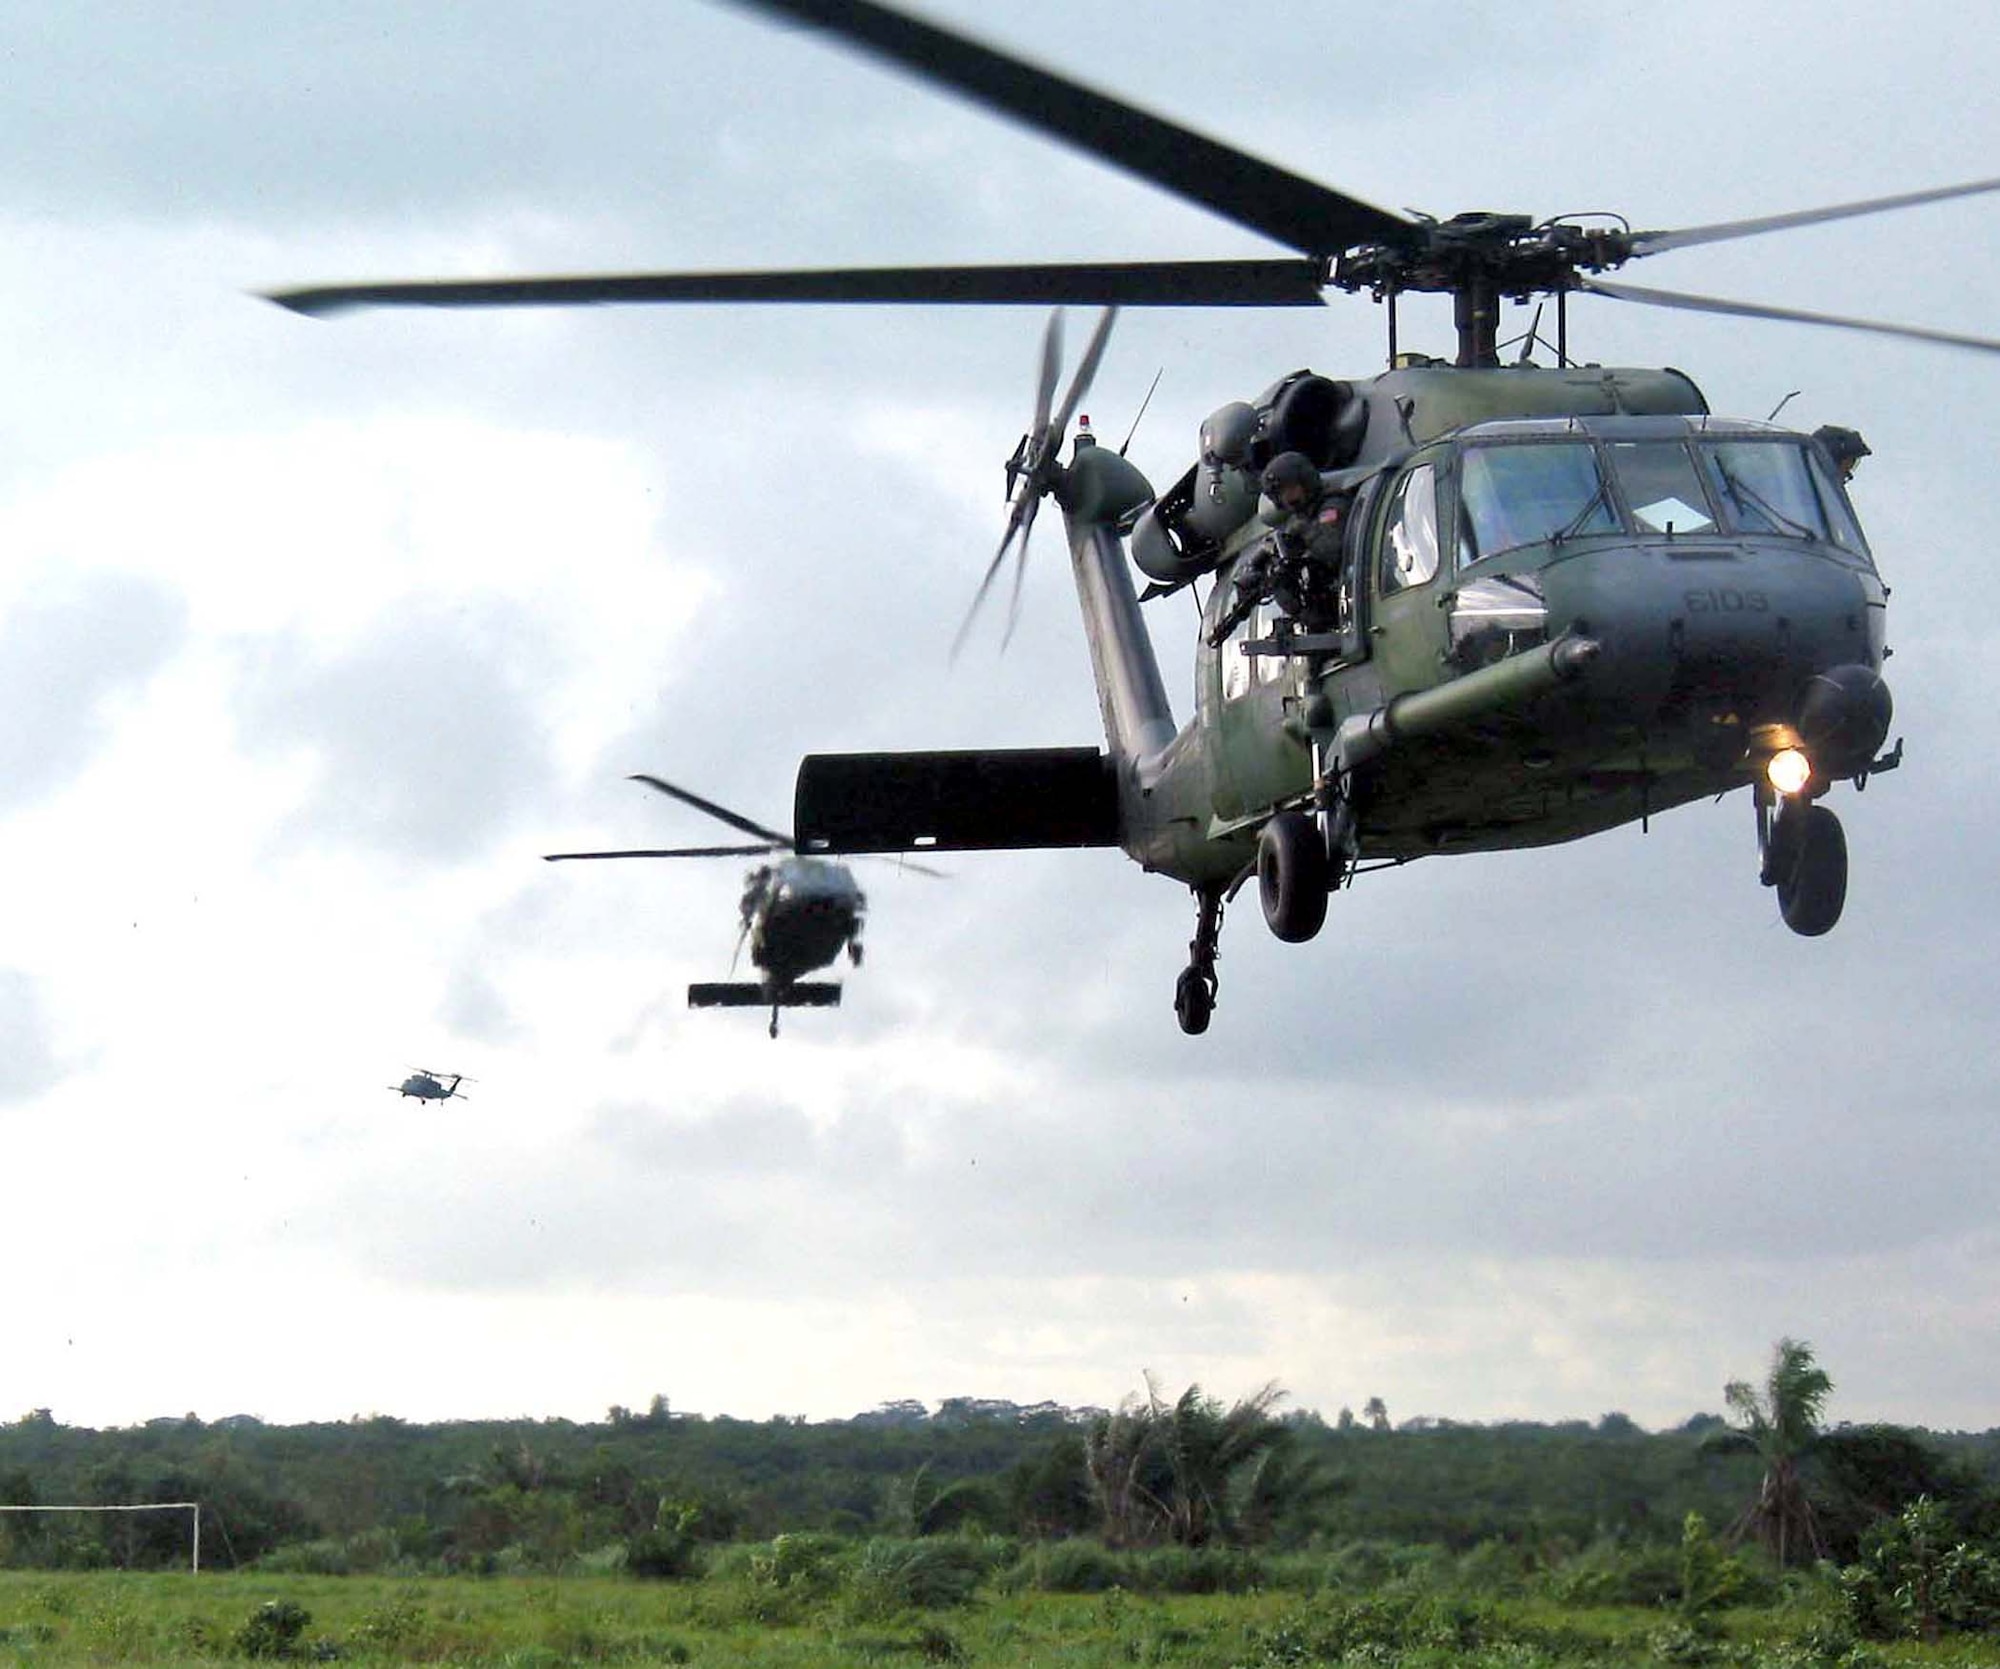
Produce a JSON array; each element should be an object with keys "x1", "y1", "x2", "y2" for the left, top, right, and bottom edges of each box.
[{"x1": 1086, "y1": 367, "x2": 1889, "y2": 889}]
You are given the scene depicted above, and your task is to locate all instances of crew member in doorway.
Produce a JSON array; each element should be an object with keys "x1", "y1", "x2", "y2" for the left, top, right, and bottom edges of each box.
[{"x1": 1207, "y1": 451, "x2": 1351, "y2": 646}]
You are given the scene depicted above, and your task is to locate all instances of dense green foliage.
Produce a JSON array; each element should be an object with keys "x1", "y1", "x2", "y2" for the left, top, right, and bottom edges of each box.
[
  {"x1": 4, "y1": 1392, "x2": 1999, "y2": 1580},
  {"x1": 6, "y1": 1360, "x2": 2000, "y2": 1662}
]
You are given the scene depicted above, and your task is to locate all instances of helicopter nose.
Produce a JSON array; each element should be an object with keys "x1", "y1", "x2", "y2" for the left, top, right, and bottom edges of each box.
[{"x1": 1539, "y1": 539, "x2": 1880, "y2": 729}]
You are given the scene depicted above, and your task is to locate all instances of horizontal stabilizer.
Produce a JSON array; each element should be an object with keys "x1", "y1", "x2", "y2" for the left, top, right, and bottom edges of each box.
[
  {"x1": 688, "y1": 982, "x2": 842, "y2": 1009},
  {"x1": 795, "y1": 747, "x2": 1119, "y2": 853}
]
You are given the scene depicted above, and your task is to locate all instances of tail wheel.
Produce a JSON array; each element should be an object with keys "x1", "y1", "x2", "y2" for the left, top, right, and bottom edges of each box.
[
  {"x1": 1257, "y1": 811, "x2": 1330, "y2": 943},
  {"x1": 1174, "y1": 967, "x2": 1215, "y2": 1034},
  {"x1": 1775, "y1": 803, "x2": 1848, "y2": 936}
]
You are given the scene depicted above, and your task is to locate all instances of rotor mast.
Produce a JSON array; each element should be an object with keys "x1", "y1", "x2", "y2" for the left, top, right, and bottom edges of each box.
[
  {"x1": 1331, "y1": 214, "x2": 1638, "y2": 370},
  {"x1": 1453, "y1": 279, "x2": 1502, "y2": 369}
]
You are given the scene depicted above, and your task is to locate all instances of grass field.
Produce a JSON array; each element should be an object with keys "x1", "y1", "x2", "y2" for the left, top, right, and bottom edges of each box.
[{"x1": 3, "y1": 1563, "x2": 1998, "y2": 1668}]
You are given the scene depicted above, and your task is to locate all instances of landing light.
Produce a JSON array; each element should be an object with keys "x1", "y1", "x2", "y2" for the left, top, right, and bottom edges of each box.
[{"x1": 1767, "y1": 748, "x2": 1812, "y2": 796}]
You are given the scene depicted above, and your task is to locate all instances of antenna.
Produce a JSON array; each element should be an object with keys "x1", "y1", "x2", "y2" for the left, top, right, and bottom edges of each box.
[{"x1": 1119, "y1": 368, "x2": 1165, "y2": 456}]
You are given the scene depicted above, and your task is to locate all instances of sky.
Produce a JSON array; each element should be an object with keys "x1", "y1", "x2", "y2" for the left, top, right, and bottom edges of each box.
[{"x1": 3, "y1": 0, "x2": 1998, "y2": 1439}]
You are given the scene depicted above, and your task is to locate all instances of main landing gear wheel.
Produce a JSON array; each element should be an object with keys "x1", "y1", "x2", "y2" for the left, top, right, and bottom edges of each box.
[
  {"x1": 1773, "y1": 802, "x2": 1848, "y2": 936},
  {"x1": 1258, "y1": 811, "x2": 1329, "y2": 942}
]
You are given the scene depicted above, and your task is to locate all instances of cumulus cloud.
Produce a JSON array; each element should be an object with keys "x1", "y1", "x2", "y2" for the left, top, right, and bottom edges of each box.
[
  {"x1": 230, "y1": 598, "x2": 564, "y2": 864},
  {"x1": 0, "y1": 970, "x2": 65, "y2": 1104},
  {"x1": 0, "y1": 572, "x2": 185, "y2": 812},
  {"x1": 3, "y1": 0, "x2": 1999, "y2": 1432}
]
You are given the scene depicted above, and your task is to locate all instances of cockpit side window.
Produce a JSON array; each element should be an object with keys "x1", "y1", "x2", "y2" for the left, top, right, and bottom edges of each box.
[
  {"x1": 1459, "y1": 443, "x2": 1612, "y2": 563},
  {"x1": 1805, "y1": 450, "x2": 1872, "y2": 559},
  {"x1": 1379, "y1": 463, "x2": 1439, "y2": 595}
]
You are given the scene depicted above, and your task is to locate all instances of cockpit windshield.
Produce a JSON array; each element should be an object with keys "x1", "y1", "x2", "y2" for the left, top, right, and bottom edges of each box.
[
  {"x1": 1607, "y1": 442, "x2": 1715, "y2": 535},
  {"x1": 1699, "y1": 439, "x2": 1870, "y2": 556},
  {"x1": 1459, "y1": 442, "x2": 1613, "y2": 563},
  {"x1": 1460, "y1": 434, "x2": 1873, "y2": 566}
]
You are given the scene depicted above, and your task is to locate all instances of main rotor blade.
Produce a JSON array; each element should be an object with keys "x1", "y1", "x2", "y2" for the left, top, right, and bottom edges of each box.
[
  {"x1": 628, "y1": 773, "x2": 796, "y2": 846},
  {"x1": 1631, "y1": 176, "x2": 2000, "y2": 256},
  {"x1": 719, "y1": 0, "x2": 1409, "y2": 257},
  {"x1": 544, "y1": 845, "x2": 784, "y2": 861},
  {"x1": 265, "y1": 259, "x2": 1328, "y2": 317},
  {"x1": 1582, "y1": 277, "x2": 2000, "y2": 355}
]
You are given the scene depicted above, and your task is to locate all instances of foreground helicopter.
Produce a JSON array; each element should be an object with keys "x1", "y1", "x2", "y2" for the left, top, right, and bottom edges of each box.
[
  {"x1": 544, "y1": 774, "x2": 869, "y2": 1038},
  {"x1": 392, "y1": 1069, "x2": 468, "y2": 1103},
  {"x1": 271, "y1": 0, "x2": 2000, "y2": 1034}
]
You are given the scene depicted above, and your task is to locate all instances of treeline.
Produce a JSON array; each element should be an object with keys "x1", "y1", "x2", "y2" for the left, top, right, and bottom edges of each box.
[{"x1": 3, "y1": 1384, "x2": 1997, "y2": 1579}]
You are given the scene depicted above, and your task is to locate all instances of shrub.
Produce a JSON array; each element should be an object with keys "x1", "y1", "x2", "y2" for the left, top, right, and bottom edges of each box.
[
  {"x1": 1540, "y1": 1536, "x2": 1683, "y2": 1608},
  {"x1": 1128, "y1": 1543, "x2": 1265, "y2": 1594},
  {"x1": 235, "y1": 1600, "x2": 311, "y2": 1659},
  {"x1": 1839, "y1": 1495, "x2": 2000, "y2": 1640},
  {"x1": 626, "y1": 1525, "x2": 699, "y2": 1580},
  {"x1": 1239, "y1": 1593, "x2": 1506, "y2": 1663},
  {"x1": 748, "y1": 1531, "x2": 849, "y2": 1596},
  {"x1": 844, "y1": 1536, "x2": 998, "y2": 1617},
  {"x1": 1000, "y1": 1538, "x2": 1124, "y2": 1593}
]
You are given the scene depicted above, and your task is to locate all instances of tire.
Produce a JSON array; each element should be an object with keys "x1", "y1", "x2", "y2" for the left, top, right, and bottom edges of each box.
[
  {"x1": 1174, "y1": 968, "x2": 1214, "y2": 1035},
  {"x1": 1258, "y1": 810, "x2": 1330, "y2": 943},
  {"x1": 1777, "y1": 803, "x2": 1847, "y2": 937}
]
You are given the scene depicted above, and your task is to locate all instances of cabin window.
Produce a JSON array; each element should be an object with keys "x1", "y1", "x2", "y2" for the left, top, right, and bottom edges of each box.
[
  {"x1": 1458, "y1": 443, "x2": 1612, "y2": 562},
  {"x1": 1448, "y1": 572, "x2": 1549, "y2": 669},
  {"x1": 1606, "y1": 441, "x2": 1715, "y2": 535},
  {"x1": 1379, "y1": 463, "x2": 1440, "y2": 594},
  {"x1": 1218, "y1": 603, "x2": 1285, "y2": 700}
]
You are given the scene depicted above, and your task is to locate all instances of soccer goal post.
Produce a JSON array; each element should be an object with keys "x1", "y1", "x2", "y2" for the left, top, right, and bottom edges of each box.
[{"x1": 0, "y1": 1501, "x2": 202, "y2": 1572}]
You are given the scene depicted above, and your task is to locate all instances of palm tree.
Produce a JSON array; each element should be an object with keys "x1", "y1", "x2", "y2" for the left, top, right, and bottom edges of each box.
[
  {"x1": 1084, "y1": 1376, "x2": 1305, "y2": 1547},
  {"x1": 1155, "y1": 1380, "x2": 1290, "y2": 1547},
  {"x1": 1082, "y1": 1390, "x2": 1166, "y2": 1547},
  {"x1": 1709, "y1": 1337, "x2": 1833, "y2": 1565}
]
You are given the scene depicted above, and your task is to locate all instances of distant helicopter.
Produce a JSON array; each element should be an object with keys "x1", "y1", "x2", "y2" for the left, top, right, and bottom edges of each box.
[
  {"x1": 544, "y1": 774, "x2": 873, "y2": 1038},
  {"x1": 392, "y1": 1069, "x2": 468, "y2": 1103},
  {"x1": 270, "y1": 0, "x2": 1999, "y2": 1035}
]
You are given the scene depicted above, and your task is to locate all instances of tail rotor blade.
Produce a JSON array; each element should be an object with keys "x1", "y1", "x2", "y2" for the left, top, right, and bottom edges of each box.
[
  {"x1": 956, "y1": 306, "x2": 1115, "y2": 657},
  {"x1": 1000, "y1": 496, "x2": 1040, "y2": 648},
  {"x1": 1033, "y1": 309, "x2": 1062, "y2": 437},
  {"x1": 951, "y1": 509, "x2": 1028, "y2": 659},
  {"x1": 1053, "y1": 305, "x2": 1118, "y2": 434}
]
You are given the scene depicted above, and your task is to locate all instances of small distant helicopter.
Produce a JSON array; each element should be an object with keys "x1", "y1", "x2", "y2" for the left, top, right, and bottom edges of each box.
[
  {"x1": 544, "y1": 774, "x2": 873, "y2": 1038},
  {"x1": 271, "y1": 0, "x2": 2000, "y2": 1035},
  {"x1": 392, "y1": 1069, "x2": 469, "y2": 1103}
]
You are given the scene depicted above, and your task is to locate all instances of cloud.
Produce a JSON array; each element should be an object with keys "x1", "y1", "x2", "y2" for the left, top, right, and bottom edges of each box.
[
  {"x1": 230, "y1": 598, "x2": 564, "y2": 864},
  {"x1": 440, "y1": 964, "x2": 522, "y2": 1046},
  {"x1": 4, "y1": 0, "x2": 2000, "y2": 1436},
  {"x1": 0, "y1": 572, "x2": 186, "y2": 812},
  {"x1": 0, "y1": 971, "x2": 65, "y2": 1104}
]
